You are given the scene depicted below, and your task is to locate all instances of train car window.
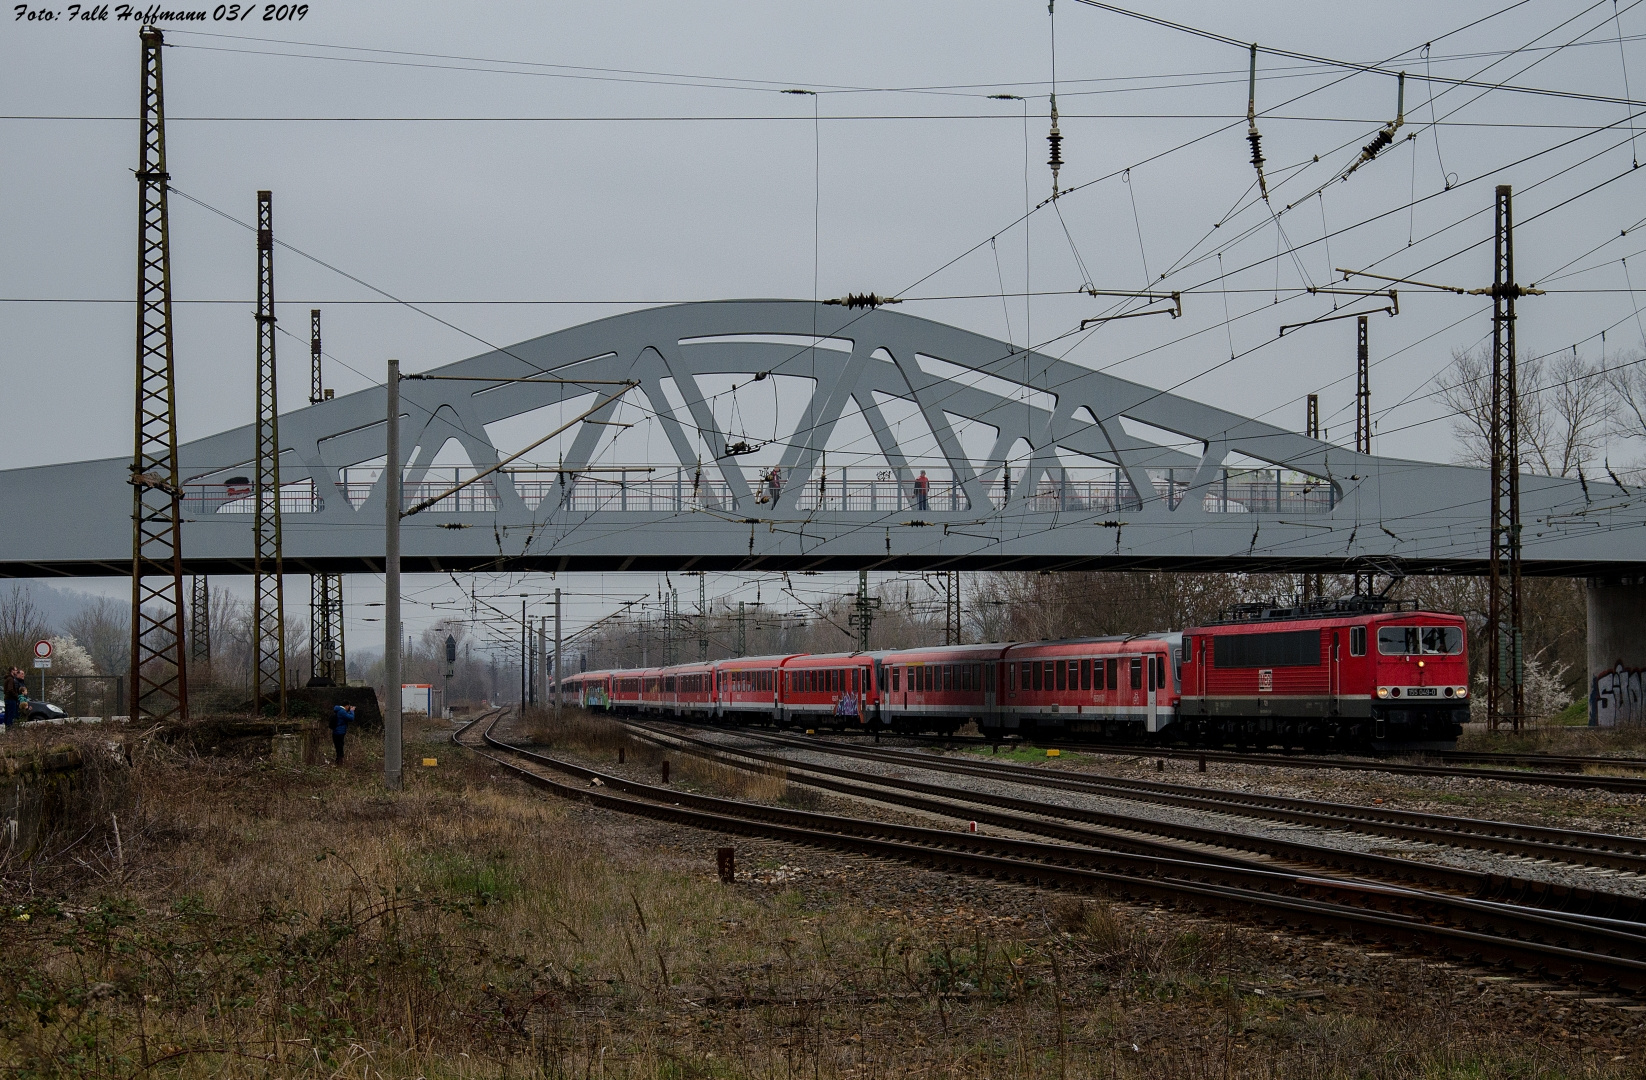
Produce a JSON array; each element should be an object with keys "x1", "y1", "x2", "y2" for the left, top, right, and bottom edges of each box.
[
  {"x1": 1055, "y1": 660, "x2": 1067, "y2": 690},
  {"x1": 1081, "y1": 658, "x2": 1092, "y2": 690},
  {"x1": 1378, "y1": 627, "x2": 1421, "y2": 655},
  {"x1": 1102, "y1": 658, "x2": 1115, "y2": 689},
  {"x1": 853, "y1": 668, "x2": 860, "y2": 692},
  {"x1": 925, "y1": 666, "x2": 934, "y2": 692},
  {"x1": 1350, "y1": 626, "x2": 1366, "y2": 656},
  {"x1": 945, "y1": 665, "x2": 955, "y2": 691},
  {"x1": 1020, "y1": 661, "x2": 1031, "y2": 688},
  {"x1": 1130, "y1": 658, "x2": 1143, "y2": 690},
  {"x1": 973, "y1": 663, "x2": 983, "y2": 689},
  {"x1": 891, "y1": 667, "x2": 900, "y2": 691},
  {"x1": 1044, "y1": 661, "x2": 1055, "y2": 690},
  {"x1": 1421, "y1": 626, "x2": 1463, "y2": 654},
  {"x1": 1007, "y1": 663, "x2": 1016, "y2": 691},
  {"x1": 1094, "y1": 659, "x2": 1105, "y2": 690},
  {"x1": 1027, "y1": 661, "x2": 1039, "y2": 691}
]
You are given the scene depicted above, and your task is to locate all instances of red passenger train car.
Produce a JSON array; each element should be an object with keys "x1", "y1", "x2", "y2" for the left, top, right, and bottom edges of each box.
[
  {"x1": 570, "y1": 597, "x2": 1467, "y2": 749},
  {"x1": 716, "y1": 654, "x2": 790, "y2": 722},
  {"x1": 781, "y1": 652, "x2": 877, "y2": 726}
]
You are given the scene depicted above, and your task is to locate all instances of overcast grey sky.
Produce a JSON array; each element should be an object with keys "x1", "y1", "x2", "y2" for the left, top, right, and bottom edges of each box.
[{"x1": 6, "y1": 1, "x2": 1645, "y2": 652}]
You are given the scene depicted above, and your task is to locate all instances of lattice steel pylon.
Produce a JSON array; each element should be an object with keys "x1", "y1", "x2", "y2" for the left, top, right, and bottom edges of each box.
[
  {"x1": 942, "y1": 571, "x2": 962, "y2": 645},
  {"x1": 307, "y1": 308, "x2": 345, "y2": 686},
  {"x1": 1353, "y1": 316, "x2": 1373, "y2": 598},
  {"x1": 850, "y1": 570, "x2": 880, "y2": 651},
  {"x1": 189, "y1": 574, "x2": 211, "y2": 676},
  {"x1": 697, "y1": 572, "x2": 708, "y2": 661},
  {"x1": 1487, "y1": 184, "x2": 1525, "y2": 732},
  {"x1": 252, "y1": 190, "x2": 287, "y2": 716},
  {"x1": 310, "y1": 574, "x2": 345, "y2": 686},
  {"x1": 129, "y1": 25, "x2": 189, "y2": 723},
  {"x1": 1303, "y1": 397, "x2": 1323, "y2": 602}
]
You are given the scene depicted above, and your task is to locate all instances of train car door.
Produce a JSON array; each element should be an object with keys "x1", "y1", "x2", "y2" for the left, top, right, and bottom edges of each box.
[
  {"x1": 1329, "y1": 631, "x2": 1340, "y2": 716},
  {"x1": 983, "y1": 661, "x2": 997, "y2": 723},
  {"x1": 1146, "y1": 653, "x2": 1159, "y2": 733}
]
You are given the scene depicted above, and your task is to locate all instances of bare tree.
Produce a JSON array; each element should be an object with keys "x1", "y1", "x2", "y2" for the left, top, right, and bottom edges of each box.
[
  {"x1": 1608, "y1": 351, "x2": 1646, "y2": 478},
  {"x1": 64, "y1": 596, "x2": 130, "y2": 677},
  {"x1": 1439, "y1": 346, "x2": 1612, "y2": 477},
  {"x1": 0, "y1": 583, "x2": 49, "y2": 673}
]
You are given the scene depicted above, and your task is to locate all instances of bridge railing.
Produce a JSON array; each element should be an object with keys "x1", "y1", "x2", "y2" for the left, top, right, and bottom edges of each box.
[
  {"x1": 189, "y1": 465, "x2": 1337, "y2": 516},
  {"x1": 184, "y1": 480, "x2": 322, "y2": 515}
]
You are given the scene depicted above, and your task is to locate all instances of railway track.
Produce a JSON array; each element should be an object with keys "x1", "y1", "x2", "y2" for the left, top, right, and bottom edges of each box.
[
  {"x1": 456, "y1": 712, "x2": 1646, "y2": 994},
  {"x1": 875, "y1": 732, "x2": 1646, "y2": 793},
  {"x1": 680, "y1": 725, "x2": 1646, "y2": 879},
  {"x1": 627, "y1": 721, "x2": 1646, "y2": 923}
]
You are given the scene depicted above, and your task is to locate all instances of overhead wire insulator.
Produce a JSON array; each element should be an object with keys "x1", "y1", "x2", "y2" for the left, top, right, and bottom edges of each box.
[
  {"x1": 1341, "y1": 71, "x2": 1406, "y2": 182},
  {"x1": 1048, "y1": 94, "x2": 1063, "y2": 198},
  {"x1": 825, "y1": 293, "x2": 899, "y2": 309},
  {"x1": 1246, "y1": 43, "x2": 1269, "y2": 203}
]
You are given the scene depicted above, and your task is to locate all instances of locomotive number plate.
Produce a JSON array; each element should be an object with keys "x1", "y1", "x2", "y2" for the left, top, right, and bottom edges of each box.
[
  {"x1": 1257, "y1": 669, "x2": 1273, "y2": 693},
  {"x1": 1407, "y1": 687, "x2": 1438, "y2": 697}
]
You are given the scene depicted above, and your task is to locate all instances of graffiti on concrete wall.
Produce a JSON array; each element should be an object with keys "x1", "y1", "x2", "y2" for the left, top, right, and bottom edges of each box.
[{"x1": 1594, "y1": 663, "x2": 1646, "y2": 726}]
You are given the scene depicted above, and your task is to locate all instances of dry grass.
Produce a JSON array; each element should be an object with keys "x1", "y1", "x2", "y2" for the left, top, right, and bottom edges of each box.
[
  {"x1": 0, "y1": 716, "x2": 1634, "y2": 1078},
  {"x1": 1459, "y1": 720, "x2": 1646, "y2": 757},
  {"x1": 526, "y1": 707, "x2": 818, "y2": 805}
]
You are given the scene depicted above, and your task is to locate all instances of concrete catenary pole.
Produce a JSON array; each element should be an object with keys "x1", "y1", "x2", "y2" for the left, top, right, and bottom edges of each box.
[
  {"x1": 383, "y1": 359, "x2": 402, "y2": 790},
  {"x1": 554, "y1": 587, "x2": 563, "y2": 719},
  {"x1": 537, "y1": 615, "x2": 547, "y2": 716}
]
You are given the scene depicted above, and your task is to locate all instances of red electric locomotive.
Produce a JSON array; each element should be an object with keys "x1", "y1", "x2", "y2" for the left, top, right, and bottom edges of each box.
[{"x1": 1178, "y1": 598, "x2": 1469, "y2": 748}]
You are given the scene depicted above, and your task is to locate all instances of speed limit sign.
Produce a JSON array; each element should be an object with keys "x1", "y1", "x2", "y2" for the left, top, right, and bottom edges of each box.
[{"x1": 32, "y1": 639, "x2": 51, "y2": 669}]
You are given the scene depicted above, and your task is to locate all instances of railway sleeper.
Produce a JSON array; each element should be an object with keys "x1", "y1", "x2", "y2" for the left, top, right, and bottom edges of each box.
[{"x1": 465, "y1": 718, "x2": 1646, "y2": 994}]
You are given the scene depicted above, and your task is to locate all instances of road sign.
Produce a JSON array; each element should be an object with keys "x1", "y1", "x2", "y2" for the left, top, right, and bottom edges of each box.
[{"x1": 33, "y1": 639, "x2": 52, "y2": 660}]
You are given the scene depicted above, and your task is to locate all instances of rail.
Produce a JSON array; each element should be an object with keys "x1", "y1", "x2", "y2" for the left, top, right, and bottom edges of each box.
[{"x1": 456, "y1": 712, "x2": 1646, "y2": 992}]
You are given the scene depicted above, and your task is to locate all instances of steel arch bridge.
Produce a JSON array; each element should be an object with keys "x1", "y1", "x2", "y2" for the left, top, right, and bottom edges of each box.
[{"x1": 3, "y1": 300, "x2": 1641, "y2": 578}]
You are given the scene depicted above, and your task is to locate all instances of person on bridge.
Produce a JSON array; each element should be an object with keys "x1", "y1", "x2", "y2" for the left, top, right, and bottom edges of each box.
[
  {"x1": 330, "y1": 703, "x2": 355, "y2": 765},
  {"x1": 915, "y1": 470, "x2": 930, "y2": 511},
  {"x1": 768, "y1": 467, "x2": 783, "y2": 503}
]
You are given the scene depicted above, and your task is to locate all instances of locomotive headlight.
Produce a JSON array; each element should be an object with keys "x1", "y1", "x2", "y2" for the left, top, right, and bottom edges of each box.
[
  {"x1": 1456, "y1": 686, "x2": 1469, "y2": 698},
  {"x1": 1417, "y1": 660, "x2": 1425, "y2": 669},
  {"x1": 1377, "y1": 686, "x2": 1390, "y2": 699}
]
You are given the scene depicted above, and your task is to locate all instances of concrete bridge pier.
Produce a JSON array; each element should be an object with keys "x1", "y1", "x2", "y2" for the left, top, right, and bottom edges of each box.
[{"x1": 1588, "y1": 576, "x2": 1646, "y2": 726}]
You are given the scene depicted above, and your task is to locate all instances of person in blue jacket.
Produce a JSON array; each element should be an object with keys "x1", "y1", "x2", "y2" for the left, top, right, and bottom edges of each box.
[{"x1": 330, "y1": 704, "x2": 355, "y2": 765}]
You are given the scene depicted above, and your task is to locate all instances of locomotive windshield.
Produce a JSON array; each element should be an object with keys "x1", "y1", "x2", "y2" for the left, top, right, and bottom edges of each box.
[{"x1": 1377, "y1": 625, "x2": 1463, "y2": 655}]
